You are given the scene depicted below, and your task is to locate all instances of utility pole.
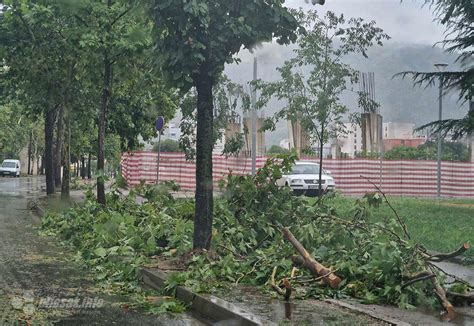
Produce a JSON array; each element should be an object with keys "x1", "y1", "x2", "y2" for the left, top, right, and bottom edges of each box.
[
  {"x1": 251, "y1": 56, "x2": 257, "y2": 176},
  {"x1": 434, "y1": 63, "x2": 448, "y2": 198}
]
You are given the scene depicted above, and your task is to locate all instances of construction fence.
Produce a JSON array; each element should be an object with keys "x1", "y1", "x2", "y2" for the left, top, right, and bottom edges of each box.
[{"x1": 121, "y1": 151, "x2": 474, "y2": 198}]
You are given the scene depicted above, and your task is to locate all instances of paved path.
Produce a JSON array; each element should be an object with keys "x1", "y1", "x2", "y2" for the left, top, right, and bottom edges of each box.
[{"x1": 0, "y1": 176, "x2": 205, "y2": 325}]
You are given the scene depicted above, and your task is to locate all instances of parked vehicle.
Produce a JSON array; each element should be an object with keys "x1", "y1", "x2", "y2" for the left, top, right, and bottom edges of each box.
[
  {"x1": 0, "y1": 159, "x2": 21, "y2": 177},
  {"x1": 277, "y1": 161, "x2": 335, "y2": 196}
]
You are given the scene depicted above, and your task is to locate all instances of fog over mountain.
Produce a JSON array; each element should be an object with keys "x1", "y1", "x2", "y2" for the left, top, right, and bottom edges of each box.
[
  {"x1": 222, "y1": 1, "x2": 468, "y2": 146},
  {"x1": 224, "y1": 42, "x2": 468, "y2": 145}
]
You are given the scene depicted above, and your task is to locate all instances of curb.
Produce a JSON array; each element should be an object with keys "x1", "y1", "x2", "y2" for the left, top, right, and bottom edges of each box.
[
  {"x1": 324, "y1": 299, "x2": 410, "y2": 326},
  {"x1": 139, "y1": 268, "x2": 275, "y2": 326},
  {"x1": 29, "y1": 201, "x2": 46, "y2": 223},
  {"x1": 31, "y1": 202, "x2": 272, "y2": 325},
  {"x1": 30, "y1": 202, "x2": 413, "y2": 326}
]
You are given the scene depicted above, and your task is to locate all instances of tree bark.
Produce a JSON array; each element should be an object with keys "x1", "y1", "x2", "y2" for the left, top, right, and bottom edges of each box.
[
  {"x1": 27, "y1": 131, "x2": 32, "y2": 175},
  {"x1": 193, "y1": 65, "x2": 214, "y2": 250},
  {"x1": 318, "y1": 125, "x2": 325, "y2": 196},
  {"x1": 61, "y1": 112, "x2": 70, "y2": 199},
  {"x1": 36, "y1": 156, "x2": 41, "y2": 175},
  {"x1": 97, "y1": 52, "x2": 111, "y2": 206},
  {"x1": 44, "y1": 108, "x2": 56, "y2": 194},
  {"x1": 54, "y1": 105, "x2": 64, "y2": 189},
  {"x1": 428, "y1": 243, "x2": 470, "y2": 262},
  {"x1": 81, "y1": 156, "x2": 86, "y2": 179},
  {"x1": 87, "y1": 153, "x2": 92, "y2": 179},
  {"x1": 283, "y1": 227, "x2": 342, "y2": 288}
]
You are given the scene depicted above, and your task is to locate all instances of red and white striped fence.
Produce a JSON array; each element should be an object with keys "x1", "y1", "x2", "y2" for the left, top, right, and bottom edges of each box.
[{"x1": 121, "y1": 151, "x2": 474, "y2": 198}]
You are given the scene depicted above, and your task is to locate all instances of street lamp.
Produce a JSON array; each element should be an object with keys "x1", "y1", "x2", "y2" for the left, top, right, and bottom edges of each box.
[{"x1": 434, "y1": 63, "x2": 448, "y2": 198}]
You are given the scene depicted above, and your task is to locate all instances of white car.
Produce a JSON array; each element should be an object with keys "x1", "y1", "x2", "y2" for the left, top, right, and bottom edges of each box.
[
  {"x1": 277, "y1": 161, "x2": 335, "y2": 196},
  {"x1": 0, "y1": 159, "x2": 21, "y2": 177}
]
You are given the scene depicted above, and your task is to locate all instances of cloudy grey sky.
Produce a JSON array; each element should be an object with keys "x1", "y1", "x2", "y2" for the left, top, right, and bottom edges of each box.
[{"x1": 286, "y1": 0, "x2": 445, "y2": 44}]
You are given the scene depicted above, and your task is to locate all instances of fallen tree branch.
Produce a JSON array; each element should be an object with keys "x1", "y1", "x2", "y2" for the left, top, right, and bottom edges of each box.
[
  {"x1": 401, "y1": 271, "x2": 436, "y2": 289},
  {"x1": 282, "y1": 278, "x2": 293, "y2": 301},
  {"x1": 235, "y1": 258, "x2": 262, "y2": 285},
  {"x1": 283, "y1": 228, "x2": 342, "y2": 289},
  {"x1": 429, "y1": 267, "x2": 457, "y2": 322},
  {"x1": 271, "y1": 266, "x2": 285, "y2": 296},
  {"x1": 427, "y1": 243, "x2": 470, "y2": 262},
  {"x1": 290, "y1": 256, "x2": 340, "y2": 283},
  {"x1": 428, "y1": 263, "x2": 473, "y2": 288},
  {"x1": 270, "y1": 266, "x2": 293, "y2": 300}
]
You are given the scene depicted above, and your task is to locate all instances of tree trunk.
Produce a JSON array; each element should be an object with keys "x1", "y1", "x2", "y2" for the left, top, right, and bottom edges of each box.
[
  {"x1": 44, "y1": 108, "x2": 56, "y2": 195},
  {"x1": 40, "y1": 155, "x2": 44, "y2": 175},
  {"x1": 37, "y1": 156, "x2": 41, "y2": 175},
  {"x1": 61, "y1": 114, "x2": 70, "y2": 199},
  {"x1": 97, "y1": 53, "x2": 111, "y2": 206},
  {"x1": 193, "y1": 67, "x2": 214, "y2": 250},
  {"x1": 87, "y1": 153, "x2": 92, "y2": 179},
  {"x1": 318, "y1": 125, "x2": 325, "y2": 196},
  {"x1": 54, "y1": 105, "x2": 64, "y2": 189},
  {"x1": 27, "y1": 131, "x2": 32, "y2": 175},
  {"x1": 81, "y1": 156, "x2": 86, "y2": 179}
]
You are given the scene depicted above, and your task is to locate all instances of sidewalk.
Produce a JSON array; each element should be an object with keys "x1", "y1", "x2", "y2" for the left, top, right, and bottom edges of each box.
[{"x1": 0, "y1": 178, "x2": 205, "y2": 325}]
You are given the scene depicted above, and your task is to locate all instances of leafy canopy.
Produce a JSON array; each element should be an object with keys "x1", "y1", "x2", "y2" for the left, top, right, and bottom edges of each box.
[
  {"x1": 256, "y1": 11, "x2": 389, "y2": 147},
  {"x1": 152, "y1": 0, "x2": 302, "y2": 90}
]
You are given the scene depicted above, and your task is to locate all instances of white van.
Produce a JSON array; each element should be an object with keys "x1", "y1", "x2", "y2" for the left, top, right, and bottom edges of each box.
[{"x1": 0, "y1": 159, "x2": 21, "y2": 177}]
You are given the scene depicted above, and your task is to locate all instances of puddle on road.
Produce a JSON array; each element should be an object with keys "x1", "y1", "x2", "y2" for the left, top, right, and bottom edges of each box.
[
  {"x1": 217, "y1": 285, "x2": 474, "y2": 326},
  {"x1": 217, "y1": 286, "x2": 387, "y2": 325}
]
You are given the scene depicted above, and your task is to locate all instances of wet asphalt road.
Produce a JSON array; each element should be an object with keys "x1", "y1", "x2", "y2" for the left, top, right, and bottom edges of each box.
[{"x1": 0, "y1": 176, "x2": 206, "y2": 325}]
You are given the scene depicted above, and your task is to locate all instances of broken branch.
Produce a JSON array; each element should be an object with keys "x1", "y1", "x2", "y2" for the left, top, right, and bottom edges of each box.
[
  {"x1": 429, "y1": 267, "x2": 457, "y2": 322},
  {"x1": 283, "y1": 228, "x2": 342, "y2": 288},
  {"x1": 428, "y1": 243, "x2": 470, "y2": 262},
  {"x1": 401, "y1": 271, "x2": 436, "y2": 289},
  {"x1": 270, "y1": 266, "x2": 293, "y2": 300}
]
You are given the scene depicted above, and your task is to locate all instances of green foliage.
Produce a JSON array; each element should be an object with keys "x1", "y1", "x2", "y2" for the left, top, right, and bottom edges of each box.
[
  {"x1": 41, "y1": 154, "x2": 464, "y2": 312},
  {"x1": 398, "y1": 0, "x2": 473, "y2": 139},
  {"x1": 0, "y1": 103, "x2": 30, "y2": 160},
  {"x1": 383, "y1": 141, "x2": 469, "y2": 161},
  {"x1": 222, "y1": 133, "x2": 245, "y2": 158},
  {"x1": 151, "y1": 1, "x2": 301, "y2": 91},
  {"x1": 152, "y1": 0, "x2": 309, "y2": 249},
  {"x1": 267, "y1": 145, "x2": 289, "y2": 155},
  {"x1": 70, "y1": 177, "x2": 90, "y2": 191},
  {"x1": 115, "y1": 173, "x2": 128, "y2": 189},
  {"x1": 173, "y1": 155, "x2": 441, "y2": 309},
  {"x1": 41, "y1": 185, "x2": 193, "y2": 292},
  {"x1": 153, "y1": 139, "x2": 182, "y2": 153},
  {"x1": 325, "y1": 195, "x2": 474, "y2": 262},
  {"x1": 256, "y1": 10, "x2": 388, "y2": 194}
]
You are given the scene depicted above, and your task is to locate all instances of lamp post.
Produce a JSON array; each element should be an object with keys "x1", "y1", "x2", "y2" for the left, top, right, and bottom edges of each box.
[
  {"x1": 251, "y1": 56, "x2": 257, "y2": 176},
  {"x1": 434, "y1": 63, "x2": 448, "y2": 198}
]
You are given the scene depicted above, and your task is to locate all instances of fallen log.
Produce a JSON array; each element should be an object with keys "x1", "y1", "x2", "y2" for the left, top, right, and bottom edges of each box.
[
  {"x1": 430, "y1": 274, "x2": 457, "y2": 322},
  {"x1": 282, "y1": 227, "x2": 342, "y2": 289},
  {"x1": 428, "y1": 243, "x2": 470, "y2": 262}
]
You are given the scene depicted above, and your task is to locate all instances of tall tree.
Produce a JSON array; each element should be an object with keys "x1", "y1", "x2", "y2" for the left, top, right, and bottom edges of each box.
[
  {"x1": 0, "y1": 0, "x2": 83, "y2": 194},
  {"x1": 72, "y1": 0, "x2": 161, "y2": 205},
  {"x1": 398, "y1": 0, "x2": 473, "y2": 138},
  {"x1": 152, "y1": 0, "x2": 310, "y2": 250},
  {"x1": 257, "y1": 11, "x2": 388, "y2": 195}
]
